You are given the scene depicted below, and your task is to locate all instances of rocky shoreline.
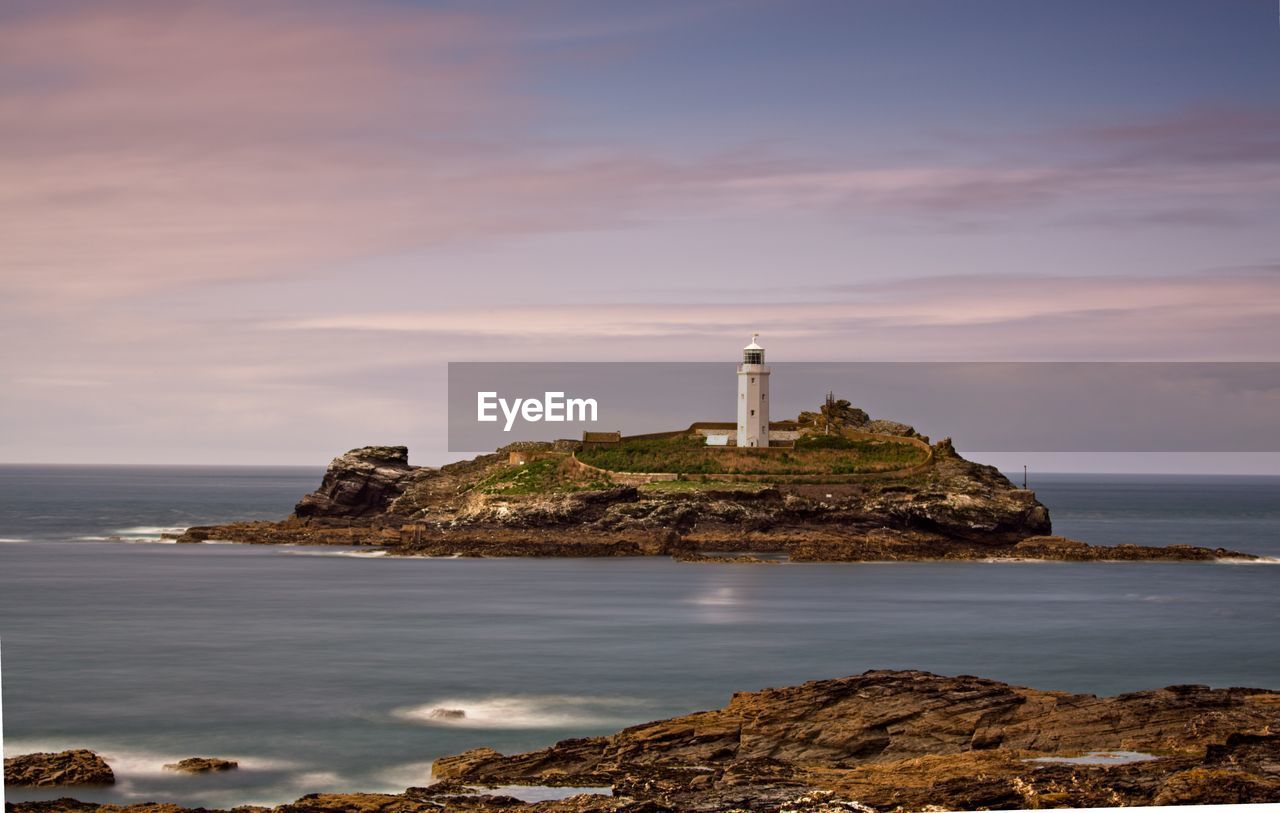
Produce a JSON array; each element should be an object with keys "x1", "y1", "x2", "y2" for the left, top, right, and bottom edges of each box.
[
  {"x1": 9, "y1": 670, "x2": 1280, "y2": 811},
  {"x1": 168, "y1": 444, "x2": 1257, "y2": 563}
]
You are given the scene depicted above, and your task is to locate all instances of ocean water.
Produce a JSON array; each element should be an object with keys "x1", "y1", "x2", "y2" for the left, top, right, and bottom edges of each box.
[{"x1": 0, "y1": 466, "x2": 1277, "y2": 808}]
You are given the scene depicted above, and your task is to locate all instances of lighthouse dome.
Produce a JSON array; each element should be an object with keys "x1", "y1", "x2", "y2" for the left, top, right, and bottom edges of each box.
[{"x1": 742, "y1": 333, "x2": 764, "y2": 364}]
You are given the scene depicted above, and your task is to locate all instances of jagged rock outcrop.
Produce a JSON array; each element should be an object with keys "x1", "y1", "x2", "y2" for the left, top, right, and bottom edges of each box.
[
  {"x1": 428, "y1": 670, "x2": 1280, "y2": 810},
  {"x1": 4, "y1": 749, "x2": 115, "y2": 787},
  {"x1": 292, "y1": 446, "x2": 424, "y2": 520}
]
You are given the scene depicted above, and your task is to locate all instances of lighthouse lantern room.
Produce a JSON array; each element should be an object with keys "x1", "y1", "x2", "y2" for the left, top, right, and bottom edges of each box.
[{"x1": 737, "y1": 333, "x2": 770, "y2": 447}]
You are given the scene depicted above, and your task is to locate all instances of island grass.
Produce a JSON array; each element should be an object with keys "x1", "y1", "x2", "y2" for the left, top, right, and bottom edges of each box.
[
  {"x1": 577, "y1": 433, "x2": 927, "y2": 475},
  {"x1": 478, "y1": 457, "x2": 613, "y2": 495}
]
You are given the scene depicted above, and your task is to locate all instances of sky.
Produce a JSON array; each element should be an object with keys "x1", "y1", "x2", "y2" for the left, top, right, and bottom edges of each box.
[{"x1": 2, "y1": 0, "x2": 1279, "y2": 470}]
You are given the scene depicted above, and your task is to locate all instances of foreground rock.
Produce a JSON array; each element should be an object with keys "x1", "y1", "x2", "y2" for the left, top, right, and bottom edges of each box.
[
  {"x1": 171, "y1": 439, "x2": 1256, "y2": 562},
  {"x1": 3, "y1": 750, "x2": 114, "y2": 787},
  {"x1": 13, "y1": 671, "x2": 1280, "y2": 811},
  {"x1": 163, "y1": 757, "x2": 238, "y2": 773},
  {"x1": 427, "y1": 669, "x2": 1280, "y2": 809}
]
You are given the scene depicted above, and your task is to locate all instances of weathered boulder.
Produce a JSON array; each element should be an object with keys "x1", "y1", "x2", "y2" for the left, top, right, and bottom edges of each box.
[
  {"x1": 3, "y1": 750, "x2": 115, "y2": 787},
  {"x1": 163, "y1": 757, "x2": 238, "y2": 773},
  {"x1": 293, "y1": 446, "x2": 423, "y2": 520},
  {"x1": 861, "y1": 419, "x2": 917, "y2": 437}
]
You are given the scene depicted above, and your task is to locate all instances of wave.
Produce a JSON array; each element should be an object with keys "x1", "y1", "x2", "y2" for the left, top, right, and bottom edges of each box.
[
  {"x1": 72, "y1": 526, "x2": 187, "y2": 543},
  {"x1": 115, "y1": 526, "x2": 189, "y2": 535},
  {"x1": 75, "y1": 535, "x2": 178, "y2": 544},
  {"x1": 374, "y1": 760, "x2": 436, "y2": 788},
  {"x1": 393, "y1": 694, "x2": 648, "y2": 730},
  {"x1": 0, "y1": 536, "x2": 30, "y2": 543},
  {"x1": 1217, "y1": 556, "x2": 1280, "y2": 565},
  {"x1": 490, "y1": 785, "x2": 614, "y2": 802},
  {"x1": 279, "y1": 549, "x2": 388, "y2": 558},
  {"x1": 1, "y1": 741, "x2": 297, "y2": 777}
]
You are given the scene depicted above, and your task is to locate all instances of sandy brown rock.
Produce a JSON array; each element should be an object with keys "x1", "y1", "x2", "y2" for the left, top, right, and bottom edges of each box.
[
  {"x1": 430, "y1": 670, "x2": 1280, "y2": 810},
  {"x1": 4, "y1": 750, "x2": 115, "y2": 787},
  {"x1": 163, "y1": 757, "x2": 238, "y2": 773}
]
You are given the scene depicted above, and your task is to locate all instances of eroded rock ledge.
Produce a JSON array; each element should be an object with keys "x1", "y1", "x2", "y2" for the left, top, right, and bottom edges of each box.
[
  {"x1": 169, "y1": 443, "x2": 1256, "y2": 562},
  {"x1": 12, "y1": 671, "x2": 1280, "y2": 812},
  {"x1": 3, "y1": 750, "x2": 114, "y2": 788}
]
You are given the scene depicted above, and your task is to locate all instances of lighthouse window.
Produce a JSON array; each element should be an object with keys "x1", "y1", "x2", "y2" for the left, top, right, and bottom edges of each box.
[
  {"x1": 750, "y1": 377, "x2": 755, "y2": 383},
  {"x1": 750, "y1": 409, "x2": 755, "y2": 416}
]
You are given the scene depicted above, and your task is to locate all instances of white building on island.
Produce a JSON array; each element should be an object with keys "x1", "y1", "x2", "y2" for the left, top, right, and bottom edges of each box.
[{"x1": 737, "y1": 333, "x2": 770, "y2": 448}]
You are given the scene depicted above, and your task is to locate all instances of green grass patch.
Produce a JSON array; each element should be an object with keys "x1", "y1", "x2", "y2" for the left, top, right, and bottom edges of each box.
[
  {"x1": 478, "y1": 457, "x2": 613, "y2": 495},
  {"x1": 577, "y1": 433, "x2": 928, "y2": 476}
]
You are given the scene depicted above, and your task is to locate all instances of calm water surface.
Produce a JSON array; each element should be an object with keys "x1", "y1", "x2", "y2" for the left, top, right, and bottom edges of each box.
[{"x1": 0, "y1": 466, "x2": 1277, "y2": 807}]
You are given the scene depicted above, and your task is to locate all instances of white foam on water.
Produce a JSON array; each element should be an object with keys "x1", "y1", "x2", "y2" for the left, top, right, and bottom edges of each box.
[
  {"x1": 279, "y1": 549, "x2": 388, "y2": 558},
  {"x1": 375, "y1": 760, "x2": 435, "y2": 788},
  {"x1": 115, "y1": 526, "x2": 189, "y2": 535},
  {"x1": 1217, "y1": 556, "x2": 1280, "y2": 564},
  {"x1": 979, "y1": 557, "x2": 1059, "y2": 564},
  {"x1": 105, "y1": 748, "x2": 299, "y2": 776},
  {"x1": 0, "y1": 536, "x2": 30, "y2": 543},
  {"x1": 3, "y1": 740, "x2": 299, "y2": 778},
  {"x1": 74, "y1": 533, "x2": 178, "y2": 544},
  {"x1": 393, "y1": 695, "x2": 647, "y2": 729},
  {"x1": 490, "y1": 785, "x2": 613, "y2": 802},
  {"x1": 288, "y1": 770, "x2": 347, "y2": 790},
  {"x1": 1027, "y1": 750, "x2": 1159, "y2": 765}
]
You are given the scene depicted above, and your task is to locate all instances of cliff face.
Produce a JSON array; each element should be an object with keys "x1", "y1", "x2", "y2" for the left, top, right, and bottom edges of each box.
[{"x1": 293, "y1": 446, "x2": 424, "y2": 520}]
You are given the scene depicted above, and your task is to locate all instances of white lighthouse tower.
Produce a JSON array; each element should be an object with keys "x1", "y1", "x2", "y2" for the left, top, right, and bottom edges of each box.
[{"x1": 737, "y1": 333, "x2": 770, "y2": 448}]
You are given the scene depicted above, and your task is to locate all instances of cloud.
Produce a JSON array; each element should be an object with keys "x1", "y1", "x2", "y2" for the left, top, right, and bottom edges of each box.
[
  {"x1": 4, "y1": 0, "x2": 1278, "y2": 309},
  {"x1": 265, "y1": 271, "x2": 1280, "y2": 359},
  {"x1": 0, "y1": 2, "x2": 728, "y2": 301}
]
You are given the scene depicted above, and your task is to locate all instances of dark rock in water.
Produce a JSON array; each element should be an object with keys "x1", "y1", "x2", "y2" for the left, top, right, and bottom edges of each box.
[
  {"x1": 3, "y1": 750, "x2": 114, "y2": 787},
  {"x1": 293, "y1": 446, "x2": 424, "y2": 520},
  {"x1": 427, "y1": 708, "x2": 467, "y2": 720},
  {"x1": 163, "y1": 757, "x2": 239, "y2": 773}
]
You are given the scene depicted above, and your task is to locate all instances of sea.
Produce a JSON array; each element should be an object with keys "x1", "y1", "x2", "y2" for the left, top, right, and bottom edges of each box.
[{"x1": 0, "y1": 465, "x2": 1277, "y2": 808}]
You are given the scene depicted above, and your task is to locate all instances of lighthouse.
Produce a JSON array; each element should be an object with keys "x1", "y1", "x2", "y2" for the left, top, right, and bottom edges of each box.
[{"x1": 737, "y1": 333, "x2": 770, "y2": 448}]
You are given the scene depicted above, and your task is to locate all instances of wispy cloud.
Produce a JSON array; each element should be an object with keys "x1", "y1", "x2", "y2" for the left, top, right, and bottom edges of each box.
[
  {"x1": 265, "y1": 271, "x2": 1280, "y2": 359},
  {"x1": 4, "y1": 1, "x2": 1278, "y2": 306}
]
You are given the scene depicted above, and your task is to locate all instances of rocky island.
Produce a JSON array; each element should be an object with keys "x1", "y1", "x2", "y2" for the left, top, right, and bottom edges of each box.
[
  {"x1": 10, "y1": 670, "x2": 1280, "y2": 811},
  {"x1": 171, "y1": 401, "x2": 1254, "y2": 563}
]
